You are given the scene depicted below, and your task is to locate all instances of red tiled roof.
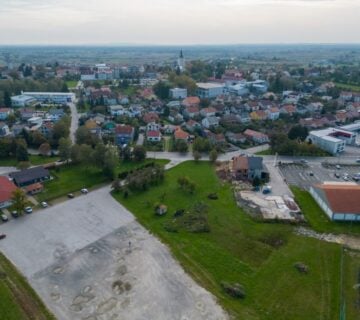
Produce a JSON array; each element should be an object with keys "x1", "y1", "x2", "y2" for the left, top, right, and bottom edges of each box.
[
  {"x1": 147, "y1": 130, "x2": 161, "y2": 138},
  {"x1": 0, "y1": 176, "x2": 17, "y2": 203},
  {"x1": 316, "y1": 184, "x2": 360, "y2": 214},
  {"x1": 232, "y1": 156, "x2": 248, "y2": 171},
  {"x1": 115, "y1": 125, "x2": 134, "y2": 134},
  {"x1": 174, "y1": 127, "x2": 189, "y2": 140},
  {"x1": 183, "y1": 96, "x2": 200, "y2": 106}
]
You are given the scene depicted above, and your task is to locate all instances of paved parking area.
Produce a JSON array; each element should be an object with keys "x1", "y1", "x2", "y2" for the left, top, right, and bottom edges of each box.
[
  {"x1": 279, "y1": 162, "x2": 360, "y2": 190},
  {"x1": 0, "y1": 187, "x2": 227, "y2": 320}
]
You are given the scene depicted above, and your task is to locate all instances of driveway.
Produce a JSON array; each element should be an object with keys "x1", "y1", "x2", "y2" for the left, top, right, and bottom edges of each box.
[
  {"x1": 68, "y1": 102, "x2": 79, "y2": 144},
  {"x1": 0, "y1": 187, "x2": 227, "y2": 320}
]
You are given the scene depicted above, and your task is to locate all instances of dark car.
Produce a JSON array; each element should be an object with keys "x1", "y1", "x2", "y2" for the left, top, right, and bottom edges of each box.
[
  {"x1": 0, "y1": 234, "x2": 6, "y2": 240},
  {"x1": 11, "y1": 210, "x2": 19, "y2": 218},
  {"x1": 335, "y1": 173, "x2": 341, "y2": 178},
  {"x1": 67, "y1": 193, "x2": 75, "y2": 199}
]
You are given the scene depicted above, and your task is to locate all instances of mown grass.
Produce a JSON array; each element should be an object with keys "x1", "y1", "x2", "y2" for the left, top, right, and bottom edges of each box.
[
  {"x1": 65, "y1": 80, "x2": 78, "y2": 88},
  {"x1": 291, "y1": 186, "x2": 360, "y2": 235},
  {"x1": 115, "y1": 158, "x2": 170, "y2": 175},
  {"x1": 113, "y1": 161, "x2": 357, "y2": 319},
  {"x1": 37, "y1": 164, "x2": 109, "y2": 202},
  {"x1": 335, "y1": 82, "x2": 360, "y2": 92},
  {"x1": 0, "y1": 252, "x2": 55, "y2": 320},
  {"x1": 0, "y1": 155, "x2": 59, "y2": 167}
]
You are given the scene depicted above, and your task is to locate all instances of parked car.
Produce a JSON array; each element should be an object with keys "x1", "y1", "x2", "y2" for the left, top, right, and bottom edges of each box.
[
  {"x1": 309, "y1": 172, "x2": 314, "y2": 176},
  {"x1": 0, "y1": 234, "x2": 6, "y2": 240},
  {"x1": 335, "y1": 173, "x2": 341, "y2": 178},
  {"x1": 300, "y1": 159, "x2": 308, "y2": 164},
  {"x1": 81, "y1": 188, "x2": 88, "y2": 194},
  {"x1": 356, "y1": 159, "x2": 360, "y2": 163},
  {"x1": 336, "y1": 165, "x2": 341, "y2": 170},
  {"x1": 41, "y1": 202, "x2": 48, "y2": 208},
  {"x1": 24, "y1": 206, "x2": 33, "y2": 214},
  {"x1": 1, "y1": 214, "x2": 8, "y2": 222},
  {"x1": 11, "y1": 210, "x2": 19, "y2": 218},
  {"x1": 67, "y1": 193, "x2": 75, "y2": 199}
]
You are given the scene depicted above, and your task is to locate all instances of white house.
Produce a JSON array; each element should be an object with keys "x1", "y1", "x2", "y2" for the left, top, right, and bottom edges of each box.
[
  {"x1": 0, "y1": 122, "x2": 10, "y2": 137},
  {"x1": 202, "y1": 116, "x2": 219, "y2": 129},
  {"x1": 170, "y1": 88, "x2": 187, "y2": 99},
  {"x1": 147, "y1": 130, "x2": 162, "y2": 142},
  {"x1": 147, "y1": 122, "x2": 161, "y2": 132},
  {"x1": 109, "y1": 105, "x2": 127, "y2": 117}
]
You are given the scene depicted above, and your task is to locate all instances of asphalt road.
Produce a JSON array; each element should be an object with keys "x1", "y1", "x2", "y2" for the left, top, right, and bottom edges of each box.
[
  {"x1": 68, "y1": 102, "x2": 79, "y2": 144},
  {"x1": 0, "y1": 187, "x2": 227, "y2": 320}
]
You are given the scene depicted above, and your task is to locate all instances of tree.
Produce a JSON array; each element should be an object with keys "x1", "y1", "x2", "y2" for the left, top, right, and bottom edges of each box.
[
  {"x1": 177, "y1": 176, "x2": 196, "y2": 194},
  {"x1": 92, "y1": 143, "x2": 107, "y2": 167},
  {"x1": 153, "y1": 81, "x2": 171, "y2": 99},
  {"x1": 133, "y1": 146, "x2": 146, "y2": 162},
  {"x1": 103, "y1": 145, "x2": 119, "y2": 179},
  {"x1": 52, "y1": 116, "x2": 70, "y2": 145},
  {"x1": 193, "y1": 150, "x2": 201, "y2": 162},
  {"x1": 4, "y1": 91, "x2": 11, "y2": 107},
  {"x1": 76, "y1": 126, "x2": 97, "y2": 146},
  {"x1": 209, "y1": 149, "x2": 218, "y2": 163},
  {"x1": 61, "y1": 82, "x2": 69, "y2": 92},
  {"x1": 288, "y1": 125, "x2": 309, "y2": 142},
  {"x1": 38, "y1": 142, "x2": 51, "y2": 156},
  {"x1": 58, "y1": 137, "x2": 72, "y2": 162},
  {"x1": 174, "y1": 139, "x2": 188, "y2": 153},
  {"x1": 31, "y1": 131, "x2": 47, "y2": 147},
  {"x1": 252, "y1": 177, "x2": 261, "y2": 188},
  {"x1": 70, "y1": 144, "x2": 81, "y2": 163},
  {"x1": 11, "y1": 189, "x2": 27, "y2": 215},
  {"x1": 16, "y1": 143, "x2": 29, "y2": 162},
  {"x1": 78, "y1": 144, "x2": 93, "y2": 166}
]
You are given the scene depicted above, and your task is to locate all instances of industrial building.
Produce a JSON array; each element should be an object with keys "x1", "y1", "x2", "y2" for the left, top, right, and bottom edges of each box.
[
  {"x1": 170, "y1": 88, "x2": 187, "y2": 99},
  {"x1": 22, "y1": 92, "x2": 75, "y2": 104},
  {"x1": 196, "y1": 83, "x2": 225, "y2": 99},
  {"x1": 310, "y1": 182, "x2": 360, "y2": 221}
]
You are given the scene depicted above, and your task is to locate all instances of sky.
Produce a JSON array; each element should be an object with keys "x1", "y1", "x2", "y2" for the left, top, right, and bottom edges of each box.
[{"x1": 0, "y1": 0, "x2": 360, "y2": 45}]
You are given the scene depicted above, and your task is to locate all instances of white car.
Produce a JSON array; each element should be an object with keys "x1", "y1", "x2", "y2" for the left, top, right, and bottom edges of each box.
[
  {"x1": 41, "y1": 202, "x2": 48, "y2": 208},
  {"x1": 81, "y1": 188, "x2": 89, "y2": 194},
  {"x1": 24, "y1": 207, "x2": 33, "y2": 214}
]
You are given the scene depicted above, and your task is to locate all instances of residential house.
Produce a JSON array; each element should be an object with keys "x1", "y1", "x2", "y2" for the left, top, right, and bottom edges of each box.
[
  {"x1": 184, "y1": 106, "x2": 200, "y2": 119},
  {"x1": 85, "y1": 119, "x2": 102, "y2": 137},
  {"x1": 39, "y1": 122, "x2": 54, "y2": 138},
  {"x1": 200, "y1": 107, "x2": 217, "y2": 118},
  {"x1": 231, "y1": 156, "x2": 267, "y2": 181},
  {"x1": 182, "y1": 96, "x2": 200, "y2": 108},
  {"x1": 170, "y1": 88, "x2": 187, "y2": 99},
  {"x1": 0, "y1": 122, "x2": 10, "y2": 137},
  {"x1": 306, "y1": 102, "x2": 324, "y2": 113},
  {"x1": 10, "y1": 166, "x2": 50, "y2": 187},
  {"x1": 250, "y1": 110, "x2": 267, "y2": 121},
  {"x1": 207, "y1": 132, "x2": 226, "y2": 146},
  {"x1": 25, "y1": 182, "x2": 44, "y2": 195},
  {"x1": 280, "y1": 104, "x2": 297, "y2": 116},
  {"x1": 244, "y1": 129, "x2": 269, "y2": 144},
  {"x1": 220, "y1": 114, "x2": 241, "y2": 126},
  {"x1": 115, "y1": 125, "x2": 135, "y2": 146},
  {"x1": 185, "y1": 120, "x2": 201, "y2": 132},
  {"x1": 174, "y1": 127, "x2": 189, "y2": 141},
  {"x1": 202, "y1": 116, "x2": 219, "y2": 129},
  {"x1": 143, "y1": 112, "x2": 159, "y2": 124},
  {"x1": 266, "y1": 107, "x2": 280, "y2": 120},
  {"x1": 20, "y1": 109, "x2": 35, "y2": 121},
  {"x1": 147, "y1": 130, "x2": 162, "y2": 142},
  {"x1": 335, "y1": 110, "x2": 347, "y2": 123},
  {"x1": 168, "y1": 110, "x2": 184, "y2": 124},
  {"x1": 48, "y1": 108, "x2": 65, "y2": 122},
  {"x1": 128, "y1": 104, "x2": 143, "y2": 118},
  {"x1": 0, "y1": 108, "x2": 12, "y2": 120},
  {"x1": 0, "y1": 176, "x2": 17, "y2": 209},
  {"x1": 226, "y1": 132, "x2": 246, "y2": 144},
  {"x1": 109, "y1": 105, "x2": 127, "y2": 117},
  {"x1": 339, "y1": 91, "x2": 353, "y2": 102},
  {"x1": 147, "y1": 122, "x2": 161, "y2": 131},
  {"x1": 12, "y1": 124, "x2": 26, "y2": 136}
]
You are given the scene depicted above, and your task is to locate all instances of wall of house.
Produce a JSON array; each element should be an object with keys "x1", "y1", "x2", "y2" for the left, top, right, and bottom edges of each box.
[{"x1": 309, "y1": 187, "x2": 334, "y2": 220}]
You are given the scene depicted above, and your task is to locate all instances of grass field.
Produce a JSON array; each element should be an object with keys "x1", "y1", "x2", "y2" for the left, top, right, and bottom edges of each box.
[
  {"x1": 113, "y1": 161, "x2": 359, "y2": 319},
  {"x1": 255, "y1": 149, "x2": 274, "y2": 156},
  {"x1": 335, "y1": 82, "x2": 360, "y2": 92},
  {"x1": 0, "y1": 253, "x2": 55, "y2": 320},
  {"x1": 65, "y1": 80, "x2": 78, "y2": 88},
  {"x1": 37, "y1": 164, "x2": 109, "y2": 202},
  {"x1": 0, "y1": 156, "x2": 59, "y2": 168},
  {"x1": 291, "y1": 187, "x2": 360, "y2": 235}
]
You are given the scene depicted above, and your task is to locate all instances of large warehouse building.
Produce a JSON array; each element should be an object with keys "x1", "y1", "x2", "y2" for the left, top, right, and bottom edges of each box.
[
  {"x1": 310, "y1": 182, "x2": 360, "y2": 221},
  {"x1": 22, "y1": 92, "x2": 75, "y2": 104}
]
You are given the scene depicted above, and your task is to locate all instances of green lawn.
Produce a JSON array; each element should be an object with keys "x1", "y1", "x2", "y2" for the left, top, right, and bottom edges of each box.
[
  {"x1": 113, "y1": 161, "x2": 357, "y2": 319},
  {"x1": 0, "y1": 252, "x2": 55, "y2": 320},
  {"x1": 66, "y1": 80, "x2": 78, "y2": 88},
  {"x1": 255, "y1": 149, "x2": 274, "y2": 156},
  {"x1": 291, "y1": 187, "x2": 360, "y2": 235},
  {"x1": 0, "y1": 156, "x2": 59, "y2": 168},
  {"x1": 115, "y1": 159, "x2": 170, "y2": 175},
  {"x1": 335, "y1": 82, "x2": 360, "y2": 92},
  {"x1": 37, "y1": 164, "x2": 110, "y2": 202}
]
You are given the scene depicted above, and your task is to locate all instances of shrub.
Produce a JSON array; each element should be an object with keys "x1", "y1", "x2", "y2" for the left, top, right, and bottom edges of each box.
[
  {"x1": 294, "y1": 262, "x2": 309, "y2": 274},
  {"x1": 207, "y1": 193, "x2": 218, "y2": 200},
  {"x1": 221, "y1": 282, "x2": 246, "y2": 299}
]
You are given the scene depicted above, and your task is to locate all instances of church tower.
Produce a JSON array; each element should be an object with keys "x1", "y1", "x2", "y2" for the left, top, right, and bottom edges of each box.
[{"x1": 177, "y1": 49, "x2": 185, "y2": 72}]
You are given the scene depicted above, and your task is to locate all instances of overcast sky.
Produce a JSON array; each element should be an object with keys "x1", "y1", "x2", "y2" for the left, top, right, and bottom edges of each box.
[{"x1": 0, "y1": 0, "x2": 359, "y2": 45}]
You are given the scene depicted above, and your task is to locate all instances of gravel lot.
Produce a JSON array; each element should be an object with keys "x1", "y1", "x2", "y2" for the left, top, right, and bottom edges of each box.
[{"x1": 0, "y1": 187, "x2": 227, "y2": 320}]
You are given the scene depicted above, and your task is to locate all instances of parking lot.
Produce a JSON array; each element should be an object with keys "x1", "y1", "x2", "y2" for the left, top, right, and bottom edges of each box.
[
  {"x1": 279, "y1": 162, "x2": 360, "y2": 190},
  {"x1": 0, "y1": 187, "x2": 227, "y2": 320}
]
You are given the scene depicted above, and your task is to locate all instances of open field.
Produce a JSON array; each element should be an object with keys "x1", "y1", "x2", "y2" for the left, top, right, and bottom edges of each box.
[
  {"x1": 0, "y1": 155, "x2": 59, "y2": 167},
  {"x1": 335, "y1": 82, "x2": 360, "y2": 92},
  {"x1": 292, "y1": 187, "x2": 360, "y2": 236},
  {"x1": 0, "y1": 253, "x2": 55, "y2": 320},
  {"x1": 37, "y1": 164, "x2": 109, "y2": 202},
  {"x1": 113, "y1": 161, "x2": 360, "y2": 319},
  {"x1": 0, "y1": 187, "x2": 227, "y2": 320},
  {"x1": 65, "y1": 80, "x2": 78, "y2": 88}
]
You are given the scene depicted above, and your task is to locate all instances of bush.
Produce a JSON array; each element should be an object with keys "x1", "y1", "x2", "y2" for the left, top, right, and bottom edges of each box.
[
  {"x1": 207, "y1": 193, "x2": 218, "y2": 200},
  {"x1": 221, "y1": 282, "x2": 246, "y2": 299},
  {"x1": 294, "y1": 262, "x2": 309, "y2": 274},
  {"x1": 174, "y1": 209, "x2": 185, "y2": 217}
]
